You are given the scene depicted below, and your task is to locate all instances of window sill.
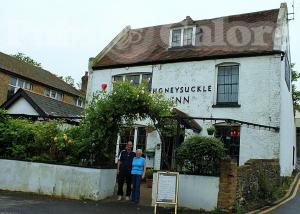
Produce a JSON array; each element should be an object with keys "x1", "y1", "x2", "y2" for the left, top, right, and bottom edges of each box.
[
  {"x1": 212, "y1": 103, "x2": 241, "y2": 108},
  {"x1": 168, "y1": 45, "x2": 195, "y2": 50}
]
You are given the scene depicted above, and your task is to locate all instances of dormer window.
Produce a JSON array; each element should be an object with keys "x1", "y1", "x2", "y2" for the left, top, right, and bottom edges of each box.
[{"x1": 170, "y1": 27, "x2": 196, "y2": 48}]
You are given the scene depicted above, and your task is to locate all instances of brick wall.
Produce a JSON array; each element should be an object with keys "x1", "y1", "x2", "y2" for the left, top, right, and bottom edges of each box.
[
  {"x1": 0, "y1": 72, "x2": 10, "y2": 105},
  {"x1": 0, "y1": 72, "x2": 79, "y2": 107},
  {"x1": 32, "y1": 84, "x2": 45, "y2": 95},
  {"x1": 64, "y1": 94, "x2": 75, "y2": 105},
  {"x1": 217, "y1": 160, "x2": 238, "y2": 211}
]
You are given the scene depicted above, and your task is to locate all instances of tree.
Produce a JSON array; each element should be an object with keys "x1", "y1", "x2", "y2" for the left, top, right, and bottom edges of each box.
[
  {"x1": 11, "y1": 52, "x2": 42, "y2": 68},
  {"x1": 63, "y1": 76, "x2": 75, "y2": 87},
  {"x1": 83, "y1": 81, "x2": 174, "y2": 166},
  {"x1": 291, "y1": 64, "x2": 300, "y2": 111}
]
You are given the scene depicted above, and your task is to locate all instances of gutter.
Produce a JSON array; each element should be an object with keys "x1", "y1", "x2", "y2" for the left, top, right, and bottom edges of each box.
[{"x1": 92, "y1": 50, "x2": 285, "y2": 71}]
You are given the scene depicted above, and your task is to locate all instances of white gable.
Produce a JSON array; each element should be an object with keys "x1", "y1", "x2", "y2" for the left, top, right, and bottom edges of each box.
[{"x1": 7, "y1": 97, "x2": 39, "y2": 116}]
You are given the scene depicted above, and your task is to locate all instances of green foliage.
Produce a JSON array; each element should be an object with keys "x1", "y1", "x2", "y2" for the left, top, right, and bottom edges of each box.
[
  {"x1": 176, "y1": 135, "x2": 226, "y2": 176},
  {"x1": 0, "y1": 81, "x2": 173, "y2": 167},
  {"x1": 207, "y1": 126, "x2": 216, "y2": 132},
  {"x1": 63, "y1": 76, "x2": 75, "y2": 87},
  {"x1": 145, "y1": 168, "x2": 154, "y2": 179},
  {"x1": 291, "y1": 64, "x2": 300, "y2": 111},
  {"x1": 11, "y1": 52, "x2": 42, "y2": 67},
  {"x1": 83, "y1": 81, "x2": 173, "y2": 166}
]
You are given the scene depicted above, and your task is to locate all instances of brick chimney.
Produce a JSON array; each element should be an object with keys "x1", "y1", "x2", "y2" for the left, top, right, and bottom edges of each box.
[{"x1": 81, "y1": 71, "x2": 88, "y2": 95}]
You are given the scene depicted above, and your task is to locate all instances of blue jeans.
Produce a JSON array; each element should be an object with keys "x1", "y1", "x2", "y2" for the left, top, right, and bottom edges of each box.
[{"x1": 131, "y1": 174, "x2": 142, "y2": 202}]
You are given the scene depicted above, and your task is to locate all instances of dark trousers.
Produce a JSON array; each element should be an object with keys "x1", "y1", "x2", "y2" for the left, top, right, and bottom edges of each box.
[
  {"x1": 131, "y1": 174, "x2": 142, "y2": 202},
  {"x1": 117, "y1": 171, "x2": 132, "y2": 196}
]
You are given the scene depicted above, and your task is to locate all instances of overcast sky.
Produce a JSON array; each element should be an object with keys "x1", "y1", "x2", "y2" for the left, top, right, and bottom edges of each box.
[{"x1": 0, "y1": 0, "x2": 299, "y2": 87}]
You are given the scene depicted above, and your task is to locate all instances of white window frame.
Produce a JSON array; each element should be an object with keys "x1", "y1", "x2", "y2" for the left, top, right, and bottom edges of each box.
[
  {"x1": 8, "y1": 77, "x2": 33, "y2": 94},
  {"x1": 75, "y1": 97, "x2": 84, "y2": 107},
  {"x1": 44, "y1": 88, "x2": 64, "y2": 101},
  {"x1": 169, "y1": 26, "x2": 196, "y2": 48},
  {"x1": 215, "y1": 63, "x2": 240, "y2": 105},
  {"x1": 112, "y1": 73, "x2": 152, "y2": 88}
]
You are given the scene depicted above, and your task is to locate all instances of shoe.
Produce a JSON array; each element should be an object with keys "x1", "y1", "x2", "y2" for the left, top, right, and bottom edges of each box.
[
  {"x1": 125, "y1": 196, "x2": 130, "y2": 201},
  {"x1": 117, "y1": 196, "x2": 122, "y2": 201}
]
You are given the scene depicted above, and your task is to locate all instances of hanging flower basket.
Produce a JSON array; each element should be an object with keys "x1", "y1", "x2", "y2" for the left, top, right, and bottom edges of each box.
[{"x1": 207, "y1": 126, "x2": 215, "y2": 135}]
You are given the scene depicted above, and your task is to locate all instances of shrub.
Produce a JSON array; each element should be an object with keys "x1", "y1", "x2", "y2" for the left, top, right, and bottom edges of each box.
[{"x1": 176, "y1": 135, "x2": 226, "y2": 176}]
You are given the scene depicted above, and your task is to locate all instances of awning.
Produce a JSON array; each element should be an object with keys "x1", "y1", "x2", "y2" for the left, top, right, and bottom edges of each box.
[{"x1": 172, "y1": 108, "x2": 202, "y2": 133}]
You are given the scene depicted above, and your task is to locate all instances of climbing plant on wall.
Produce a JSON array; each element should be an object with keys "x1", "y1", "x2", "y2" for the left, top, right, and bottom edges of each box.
[{"x1": 82, "y1": 81, "x2": 174, "y2": 166}]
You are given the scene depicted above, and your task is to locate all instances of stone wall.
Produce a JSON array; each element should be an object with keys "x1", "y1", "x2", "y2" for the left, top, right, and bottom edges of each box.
[
  {"x1": 217, "y1": 159, "x2": 280, "y2": 212},
  {"x1": 0, "y1": 71, "x2": 10, "y2": 105},
  {"x1": 236, "y1": 159, "x2": 280, "y2": 204}
]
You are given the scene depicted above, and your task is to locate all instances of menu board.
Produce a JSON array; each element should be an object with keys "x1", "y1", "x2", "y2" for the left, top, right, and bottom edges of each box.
[{"x1": 156, "y1": 172, "x2": 178, "y2": 203}]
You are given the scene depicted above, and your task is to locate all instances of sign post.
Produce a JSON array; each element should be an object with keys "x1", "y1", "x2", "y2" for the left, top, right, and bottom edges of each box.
[{"x1": 154, "y1": 171, "x2": 179, "y2": 214}]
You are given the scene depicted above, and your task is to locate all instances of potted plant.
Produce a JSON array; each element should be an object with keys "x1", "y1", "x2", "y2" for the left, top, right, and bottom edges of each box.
[
  {"x1": 145, "y1": 168, "x2": 154, "y2": 188},
  {"x1": 207, "y1": 126, "x2": 215, "y2": 135}
]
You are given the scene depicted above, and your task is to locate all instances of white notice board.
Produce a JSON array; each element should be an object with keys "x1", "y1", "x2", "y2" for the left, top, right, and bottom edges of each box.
[{"x1": 155, "y1": 172, "x2": 179, "y2": 204}]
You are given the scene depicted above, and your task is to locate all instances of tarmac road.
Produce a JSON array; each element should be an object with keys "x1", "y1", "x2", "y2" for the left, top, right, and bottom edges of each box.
[{"x1": 0, "y1": 191, "x2": 202, "y2": 214}]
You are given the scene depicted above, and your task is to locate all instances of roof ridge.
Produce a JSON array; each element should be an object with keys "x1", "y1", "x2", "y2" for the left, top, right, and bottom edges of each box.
[{"x1": 130, "y1": 8, "x2": 280, "y2": 31}]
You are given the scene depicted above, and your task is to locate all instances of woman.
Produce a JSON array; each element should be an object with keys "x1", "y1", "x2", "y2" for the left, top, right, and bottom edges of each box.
[{"x1": 131, "y1": 149, "x2": 146, "y2": 204}]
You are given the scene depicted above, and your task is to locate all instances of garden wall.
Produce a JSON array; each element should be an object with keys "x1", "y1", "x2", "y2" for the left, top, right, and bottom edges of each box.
[
  {"x1": 152, "y1": 173, "x2": 220, "y2": 211},
  {"x1": 236, "y1": 159, "x2": 280, "y2": 203},
  {"x1": 0, "y1": 159, "x2": 116, "y2": 200}
]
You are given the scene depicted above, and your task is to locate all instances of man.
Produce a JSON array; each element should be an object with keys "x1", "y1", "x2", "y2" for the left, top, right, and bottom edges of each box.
[{"x1": 117, "y1": 141, "x2": 135, "y2": 201}]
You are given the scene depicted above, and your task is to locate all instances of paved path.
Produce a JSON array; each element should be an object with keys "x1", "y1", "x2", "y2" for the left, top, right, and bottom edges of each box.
[{"x1": 0, "y1": 191, "x2": 202, "y2": 214}]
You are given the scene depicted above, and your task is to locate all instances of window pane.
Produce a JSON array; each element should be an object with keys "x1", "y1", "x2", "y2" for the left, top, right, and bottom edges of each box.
[
  {"x1": 9, "y1": 77, "x2": 17, "y2": 86},
  {"x1": 172, "y1": 29, "x2": 181, "y2": 47},
  {"x1": 126, "y1": 75, "x2": 140, "y2": 87},
  {"x1": 217, "y1": 75, "x2": 224, "y2": 84},
  {"x1": 217, "y1": 65, "x2": 239, "y2": 104},
  {"x1": 44, "y1": 88, "x2": 50, "y2": 97},
  {"x1": 232, "y1": 74, "x2": 239, "y2": 84},
  {"x1": 142, "y1": 74, "x2": 152, "y2": 91},
  {"x1": 50, "y1": 90, "x2": 56, "y2": 98},
  {"x1": 113, "y1": 75, "x2": 123, "y2": 82},
  {"x1": 218, "y1": 85, "x2": 225, "y2": 93},
  {"x1": 7, "y1": 85, "x2": 16, "y2": 99},
  {"x1": 17, "y1": 79, "x2": 24, "y2": 88},
  {"x1": 56, "y1": 93, "x2": 63, "y2": 101},
  {"x1": 183, "y1": 28, "x2": 193, "y2": 46},
  {"x1": 25, "y1": 82, "x2": 32, "y2": 90}
]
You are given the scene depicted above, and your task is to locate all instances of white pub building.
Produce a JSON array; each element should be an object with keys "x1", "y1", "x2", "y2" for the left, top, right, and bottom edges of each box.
[{"x1": 87, "y1": 3, "x2": 296, "y2": 176}]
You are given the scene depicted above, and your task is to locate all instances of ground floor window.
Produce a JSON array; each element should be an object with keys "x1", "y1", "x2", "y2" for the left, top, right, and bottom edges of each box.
[
  {"x1": 118, "y1": 127, "x2": 147, "y2": 154},
  {"x1": 215, "y1": 125, "x2": 240, "y2": 164}
]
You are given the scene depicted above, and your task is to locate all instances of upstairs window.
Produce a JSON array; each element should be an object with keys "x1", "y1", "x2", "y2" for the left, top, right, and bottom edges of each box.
[
  {"x1": 113, "y1": 73, "x2": 152, "y2": 90},
  {"x1": 74, "y1": 97, "x2": 84, "y2": 107},
  {"x1": 217, "y1": 65, "x2": 239, "y2": 104},
  {"x1": 44, "y1": 88, "x2": 63, "y2": 101},
  {"x1": 172, "y1": 29, "x2": 182, "y2": 47},
  {"x1": 183, "y1": 28, "x2": 193, "y2": 46},
  {"x1": 7, "y1": 77, "x2": 32, "y2": 99},
  {"x1": 170, "y1": 27, "x2": 195, "y2": 48}
]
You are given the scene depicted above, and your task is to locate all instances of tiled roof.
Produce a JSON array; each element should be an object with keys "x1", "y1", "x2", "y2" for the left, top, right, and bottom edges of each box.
[
  {"x1": 1, "y1": 89, "x2": 83, "y2": 117},
  {"x1": 0, "y1": 52, "x2": 83, "y2": 97},
  {"x1": 93, "y1": 9, "x2": 280, "y2": 69}
]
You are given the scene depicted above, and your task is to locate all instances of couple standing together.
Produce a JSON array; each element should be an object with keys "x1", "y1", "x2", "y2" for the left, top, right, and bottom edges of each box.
[{"x1": 117, "y1": 141, "x2": 146, "y2": 204}]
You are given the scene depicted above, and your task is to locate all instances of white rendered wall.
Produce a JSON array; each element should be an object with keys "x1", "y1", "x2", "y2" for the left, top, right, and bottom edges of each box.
[
  {"x1": 0, "y1": 159, "x2": 116, "y2": 200},
  {"x1": 7, "y1": 97, "x2": 39, "y2": 115},
  {"x1": 88, "y1": 55, "x2": 283, "y2": 171},
  {"x1": 152, "y1": 173, "x2": 219, "y2": 211}
]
